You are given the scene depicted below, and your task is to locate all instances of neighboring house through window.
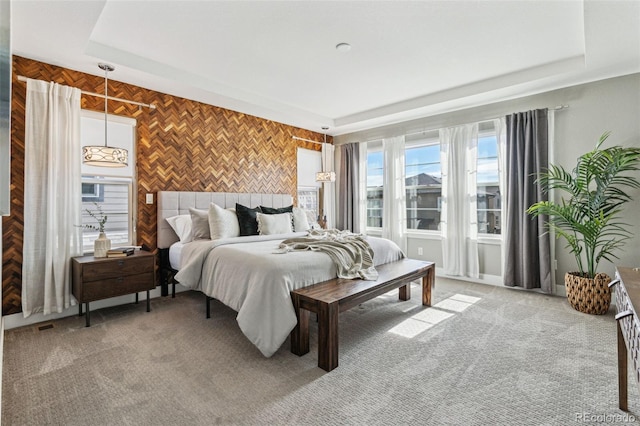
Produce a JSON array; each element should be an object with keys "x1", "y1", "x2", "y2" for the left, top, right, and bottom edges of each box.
[{"x1": 365, "y1": 122, "x2": 502, "y2": 236}]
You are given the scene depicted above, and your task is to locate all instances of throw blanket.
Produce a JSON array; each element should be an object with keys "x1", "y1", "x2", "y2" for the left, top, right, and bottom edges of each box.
[{"x1": 277, "y1": 229, "x2": 378, "y2": 280}]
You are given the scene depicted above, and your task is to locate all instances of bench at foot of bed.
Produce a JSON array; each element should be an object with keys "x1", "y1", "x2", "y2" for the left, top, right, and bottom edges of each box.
[{"x1": 290, "y1": 258, "x2": 435, "y2": 372}]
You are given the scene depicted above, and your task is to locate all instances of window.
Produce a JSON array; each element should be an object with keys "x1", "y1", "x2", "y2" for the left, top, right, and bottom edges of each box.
[
  {"x1": 297, "y1": 147, "x2": 322, "y2": 221},
  {"x1": 297, "y1": 187, "x2": 319, "y2": 223},
  {"x1": 80, "y1": 110, "x2": 136, "y2": 251},
  {"x1": 477, "y1": 123, "x2": 501, "y2": 234},
  {"x1": 366, "y1": 143, "x2": 383, "y2": 228},
  {"x1": 405, "y1": 131, "x2": 441, "y2": 231}
]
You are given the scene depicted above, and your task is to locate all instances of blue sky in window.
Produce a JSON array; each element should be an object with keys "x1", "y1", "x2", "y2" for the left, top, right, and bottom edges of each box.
[{"x1": 367, "y1": 136, "x2": 499, "y2": 187}]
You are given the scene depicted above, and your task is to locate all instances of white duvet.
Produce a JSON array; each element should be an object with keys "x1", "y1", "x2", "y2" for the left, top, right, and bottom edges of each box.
[{"x1": 174, "y1": 232, "x2": 405, "y2": 357}]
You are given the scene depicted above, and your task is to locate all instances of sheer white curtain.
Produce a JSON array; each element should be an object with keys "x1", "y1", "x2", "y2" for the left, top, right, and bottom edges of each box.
[
  {"x1": 494, "y1": 118, "x2": 507, "y2": 279},
  {"x1": 382, "y1": 136, "x2": 407, "y2": 253},
  {"x1": 440, "y1": 124, "x2": 479, "y2": 278},
  {"x1": 22, "y1": 79, "x2": 82, "y2": 317},
  {"x1": 358, "y1": 142, "x2": 368, "y2": 235},
  {"x1": 321, "y1": 143, "x2": 336, "y2": 229}
]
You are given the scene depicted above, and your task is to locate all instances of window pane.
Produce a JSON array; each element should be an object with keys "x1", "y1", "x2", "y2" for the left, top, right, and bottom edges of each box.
[
  {"x1": 297, "y1": 188, "x2": 319, "y2": 223},
  {"x1": 476, "y1": 132, "x2": 501, "y2": 234},
  {"x1": 81, "y1": 182, "x2": 131, "y2": 249},
  {"x1": 367, "y1": 151, "x2": 384, "y2": 228},
  {"x1": 405, "y1": 144, "x2": 441, "y2": 231}
]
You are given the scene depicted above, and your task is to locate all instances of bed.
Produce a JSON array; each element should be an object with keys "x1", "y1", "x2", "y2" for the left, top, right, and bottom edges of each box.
[{"x1": 157, "y1": 191, "x2": 405, "y2": 357}]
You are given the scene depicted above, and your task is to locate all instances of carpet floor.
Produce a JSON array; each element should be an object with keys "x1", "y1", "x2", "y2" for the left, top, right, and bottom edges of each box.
[{"x1": 2, "y1": 277, "x2": 639, "y2": 425}]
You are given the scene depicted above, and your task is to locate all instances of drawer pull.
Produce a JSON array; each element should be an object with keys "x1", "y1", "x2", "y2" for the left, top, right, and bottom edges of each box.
[
  {"x1": 117, "y1": 277, "x2": 124, "y2": 283},
  {"x1": 615, "y1": 310, "x2": 634, "y2": 321},
  {"x1": 118, "y1": 260, "x2": 125, "y2": 266},
  {"x1": 608, "y1": 279, "x2": 621, "y2": 288}
]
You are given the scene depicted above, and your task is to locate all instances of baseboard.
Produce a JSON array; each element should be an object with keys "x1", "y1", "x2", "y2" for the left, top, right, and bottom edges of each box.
[
  {"x1": 4, "y1": 284, "x2": 189, "y2": 330},
  {"x1": 435, "y1": 267, "x2": 503, "y2": 287}
]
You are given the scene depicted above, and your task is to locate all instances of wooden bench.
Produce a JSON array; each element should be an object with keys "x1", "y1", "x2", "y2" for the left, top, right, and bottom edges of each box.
[{"x1": 290, "y1": 258, "x2": 435, "y2": 372}]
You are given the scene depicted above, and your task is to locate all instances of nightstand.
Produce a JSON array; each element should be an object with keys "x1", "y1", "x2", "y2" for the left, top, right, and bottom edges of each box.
[{"x1": 71, "y1": 250, "x2": 156, "y2": 327}]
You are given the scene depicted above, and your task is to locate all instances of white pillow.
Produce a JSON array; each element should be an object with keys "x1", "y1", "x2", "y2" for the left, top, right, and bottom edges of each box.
[
  {"x1": 256, "y1": 212, "x2": 293, "y2": 235},
  {"x1": 166, "y1": 214, "x2": 193, "y2": 243},
  {"x1": 292, "y1": 207, "x2": 310, "y2": 232},
  {"x1": 208, "y1": 203, "x2": 240, "y2": 239},
  {"x1": 189, "y1": 208, "x2": 211, "y2": 240}
]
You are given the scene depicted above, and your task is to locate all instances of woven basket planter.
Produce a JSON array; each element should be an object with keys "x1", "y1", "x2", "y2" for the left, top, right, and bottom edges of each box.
[{"x1": 565, "y1": 272, "x2": 611, "y2": 315}]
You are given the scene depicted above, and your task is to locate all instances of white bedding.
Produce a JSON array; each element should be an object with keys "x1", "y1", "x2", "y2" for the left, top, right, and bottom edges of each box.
[
  {"x1": 169, "y1": 241, "x2": 185, "y2": 270},
  {"x1": 174, "y1": 232, "x2": 405, "y2": 357}
]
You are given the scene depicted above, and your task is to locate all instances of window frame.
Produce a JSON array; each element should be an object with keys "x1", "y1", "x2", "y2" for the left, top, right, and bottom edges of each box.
[
  {"x1": 365, "y1": 142, "x2": 384, "y2": 231},
  {"x1": 405, "y1": 131, "x2": 441, "y2": 236},
  {"x1": 80, "y1": 109, "x2": 137, "y2": 252},
  {"x1": 476, "y1": 124, "x2": 501, "y2": 240}
]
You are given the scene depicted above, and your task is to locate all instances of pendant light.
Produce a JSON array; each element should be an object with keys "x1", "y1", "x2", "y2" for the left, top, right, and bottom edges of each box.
[{"x1": 82, "y1": 63, "x2": 128, "y2": 167}]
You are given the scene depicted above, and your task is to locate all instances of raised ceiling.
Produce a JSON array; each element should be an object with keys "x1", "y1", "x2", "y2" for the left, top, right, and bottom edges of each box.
[{"x1": 11, "y1": 0, "x2": 640, "y2": 135}]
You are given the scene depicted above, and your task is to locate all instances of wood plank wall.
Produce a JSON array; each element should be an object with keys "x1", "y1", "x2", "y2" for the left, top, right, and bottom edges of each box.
[{"x1": 2, "y1": 56, "x2": 329, "y2": 315}]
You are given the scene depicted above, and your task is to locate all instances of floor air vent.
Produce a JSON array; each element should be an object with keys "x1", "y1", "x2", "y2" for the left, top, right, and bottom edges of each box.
[{"x1": 37, "y1": 323, "x2": 54, "y2": 331}]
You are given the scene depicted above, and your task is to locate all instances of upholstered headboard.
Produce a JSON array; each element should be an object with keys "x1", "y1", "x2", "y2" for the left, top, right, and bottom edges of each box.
[{"x1": 157, "y1": 191, "x2": 293, "y2": 249}]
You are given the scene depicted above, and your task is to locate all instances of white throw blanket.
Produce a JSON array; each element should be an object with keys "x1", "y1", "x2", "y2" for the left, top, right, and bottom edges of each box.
[{"x1": 276, "y1": 229, "x2": 378, "y2": 280}]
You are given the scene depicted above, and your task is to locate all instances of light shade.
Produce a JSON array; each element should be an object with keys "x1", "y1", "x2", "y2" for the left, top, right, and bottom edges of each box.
[
  {"x1": 316, "y1": 171, "x2": 336, "y2": 182},
  {"x1": 83, "y1": 145, "x2": 128, "y2": 167}
]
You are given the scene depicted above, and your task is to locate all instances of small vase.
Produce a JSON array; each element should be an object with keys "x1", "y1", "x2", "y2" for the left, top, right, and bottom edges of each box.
[{"x1": 94, "y1": 232, "x2": 111, "y2": 258}]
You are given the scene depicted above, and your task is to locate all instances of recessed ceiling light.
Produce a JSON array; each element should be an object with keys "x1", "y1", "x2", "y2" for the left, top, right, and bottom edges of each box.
[{"x1": 336, "y1": 43, "x2": 351, "y2": 53}]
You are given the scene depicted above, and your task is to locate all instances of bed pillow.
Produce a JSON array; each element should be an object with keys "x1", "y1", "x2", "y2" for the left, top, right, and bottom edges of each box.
[
  {"x1": 260, "y1": 205, "x2": 293, "y2": 215},
  {"x1": 208, "y1": 203, "x2": 240, "y2": 239},
  {"x1": 165, "y1": 214, "x2": 193, "y2": 243},
  {"x1": 235, "y1": 203, "x2": 262, "y2": 236},
  {"x1": 257, "y1": 212, "x2": 293, "y2": 235},
  {"x1": 189, "y1": 208, "x2": 210, "y2": 240},
  {"x1": 292, "y1": 207, "x2": 310, "y2": 232}
]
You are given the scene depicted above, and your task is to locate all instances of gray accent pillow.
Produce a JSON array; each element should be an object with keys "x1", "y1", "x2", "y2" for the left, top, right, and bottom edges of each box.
[{"x1": 189, "y1": 207, "x2": 210, "y2": 240}]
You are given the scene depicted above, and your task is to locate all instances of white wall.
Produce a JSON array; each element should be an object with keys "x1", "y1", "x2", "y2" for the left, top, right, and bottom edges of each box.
[{"x1": 336, "y1": 73, "x2": 640, "y2": 288}]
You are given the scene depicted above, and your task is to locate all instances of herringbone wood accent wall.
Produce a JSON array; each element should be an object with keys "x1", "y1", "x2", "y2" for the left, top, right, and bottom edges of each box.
[{"x1": 2, "y1": 56, "x2": 329, "y2": 315}]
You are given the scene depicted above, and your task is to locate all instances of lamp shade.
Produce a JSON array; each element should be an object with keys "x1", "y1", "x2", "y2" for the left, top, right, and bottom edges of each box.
[
  {"x1": 83, "y1": 145, "x2": 128, "y2": 167},
  {"x1": 316, "y1": 171, "x2": 336, "y2": 182}
]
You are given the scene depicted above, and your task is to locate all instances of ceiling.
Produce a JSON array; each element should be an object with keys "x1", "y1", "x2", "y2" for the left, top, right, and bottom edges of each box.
[{"x1": 10, "y1": 1, "x2": 640, "y2": 136}]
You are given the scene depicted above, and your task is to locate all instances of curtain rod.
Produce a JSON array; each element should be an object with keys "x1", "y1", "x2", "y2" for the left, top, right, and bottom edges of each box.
[
  {"x1": 401, "y1": 105, "x2": 570, "y2": 139},
  {"x1": 17, "y1": 75, "x2": 156, "y2": 109},
  {"x1": 292, "y1": 135, "x2": 323, "y2": 145}
]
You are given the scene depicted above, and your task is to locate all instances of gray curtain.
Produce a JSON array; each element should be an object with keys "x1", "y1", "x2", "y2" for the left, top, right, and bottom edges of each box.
[
  {"x1": 336, "y1": 143, "x2": 359, "y2": 232},
  {"x1": 504, "y1": 109, "x2": 552, "y2": 292}
]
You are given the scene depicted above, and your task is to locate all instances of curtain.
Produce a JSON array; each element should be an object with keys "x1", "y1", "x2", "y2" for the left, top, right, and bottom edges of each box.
[
  {"x1": 321, "y1": 143, "x2": 336, "y2": 229},
  {"x1": 22, "y1": 79, "x2": 83, "y2": 317},
  {"x1": 382, "y1": 136, "x2": 407, "y2": 253},
  {"x1": 358, "y1": 142, "x2": 368, "y2": 235},
  {"x1": 440, "y1": 124, "x2": 479, "y2": 278},
  {"x1": 495, "y1": 118, "x2": 507, "y2": 279},
  {"x1": 336, "y1": 143, "x2": 359, "y2": 232},
  {"x1": 503, "y1": 108, "x2": 552, "y2": 292}
]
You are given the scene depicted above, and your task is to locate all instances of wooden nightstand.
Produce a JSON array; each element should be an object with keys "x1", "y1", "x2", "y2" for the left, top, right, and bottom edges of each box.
[{"x1": 71, "y1": 250, "x2": 156, "y2": 327}]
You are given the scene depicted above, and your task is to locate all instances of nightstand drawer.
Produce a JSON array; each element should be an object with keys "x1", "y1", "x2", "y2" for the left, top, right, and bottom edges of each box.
[
  {"x1": 81, "y1": 256, "x2": 154, "y2": 281},
  {"x1": 80, "y1": 272, "x2": 155, "y2": 302}
]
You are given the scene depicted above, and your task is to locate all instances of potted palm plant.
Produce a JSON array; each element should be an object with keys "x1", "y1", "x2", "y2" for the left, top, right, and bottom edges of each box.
[{"x1": 528, "y1": 132, "x2": 640, "y2": 314}]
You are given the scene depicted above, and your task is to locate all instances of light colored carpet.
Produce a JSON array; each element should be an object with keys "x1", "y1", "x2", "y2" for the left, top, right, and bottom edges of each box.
[{"x1": 3, "y1": 277, "x2": 639, "y2": 425}]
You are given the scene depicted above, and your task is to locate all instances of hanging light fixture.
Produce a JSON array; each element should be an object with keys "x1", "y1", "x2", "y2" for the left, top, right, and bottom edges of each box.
[
  {"x1": 315, "y1": 128, "x2": 335, "y2": 182},
  {"x1": 82, "y1": 63, "x2": 128, "y2": 167}
]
